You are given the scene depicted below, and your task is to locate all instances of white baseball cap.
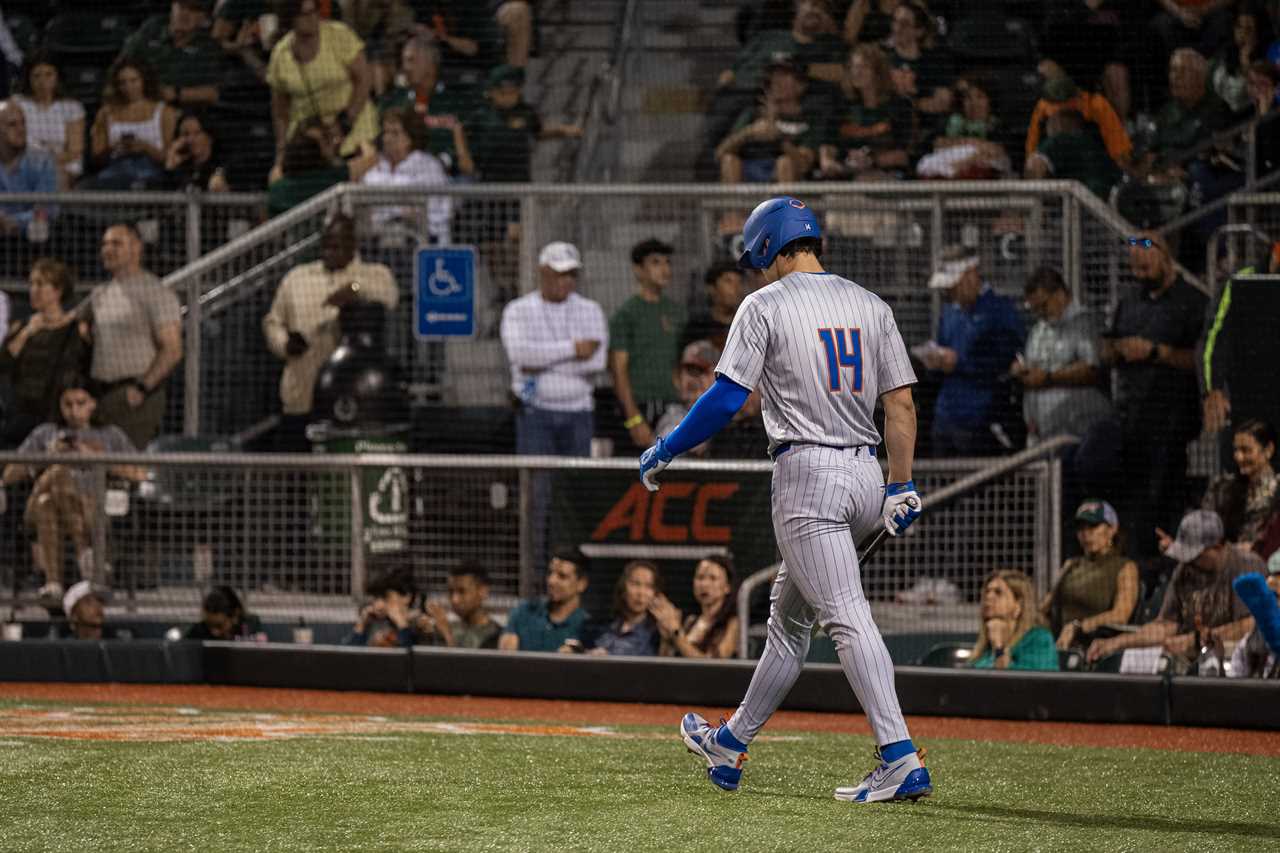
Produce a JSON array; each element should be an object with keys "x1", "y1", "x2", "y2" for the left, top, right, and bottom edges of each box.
[
  {"x1": 538, "y1": 241, "x2": 582, "y2": 273},
  {"x1": 63, "y1": 580, "x2": 95, "y2": 617},
  {"x1": 928, "y1": 254, "x2": 979, "y2": 290}
]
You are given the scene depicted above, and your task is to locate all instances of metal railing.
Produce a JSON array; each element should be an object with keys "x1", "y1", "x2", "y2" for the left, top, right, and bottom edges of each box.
[
  {"x1": 0, "y1": 190, "x2": 265, "y2": 283},
  {"x1": 1, "y1": 449, "x2": 1064, "y2": 637},
  {"x1": 572, "y1": 0, "x2": 640, "y2": 182},
  {"x1": 733, "y1": 435, "x2": 1075, "y2": 659},
  {"x1": 151, "y1": 179, "x2": 1170, "y2": 438}
]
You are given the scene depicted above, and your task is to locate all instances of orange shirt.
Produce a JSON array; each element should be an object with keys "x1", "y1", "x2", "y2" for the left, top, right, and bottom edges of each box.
[{"x1": 1025, "y1": 91, "x2": 1132, "y2": 165}]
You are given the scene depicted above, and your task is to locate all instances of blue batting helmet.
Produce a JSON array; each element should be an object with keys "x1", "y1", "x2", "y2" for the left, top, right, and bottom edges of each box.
[{"x1": 738, "y1": 196, "x2": 822, "y2": 271}]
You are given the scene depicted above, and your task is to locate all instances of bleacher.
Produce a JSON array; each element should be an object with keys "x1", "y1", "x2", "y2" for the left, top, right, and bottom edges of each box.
[{"x1": 0, "y1": 1, "x2": 1278, "y2": 683}]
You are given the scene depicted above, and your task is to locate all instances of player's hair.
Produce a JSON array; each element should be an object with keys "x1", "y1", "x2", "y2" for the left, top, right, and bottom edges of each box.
[
  {"x1": 277, "y1": 0, "x2": 317, "y2": 29},
  {"x1": 1024, "y1": 266, "x2": 1066, "y2": 295},
  {"x1": 202, "y1": 585, "x2": 245, "y2": 618},
  {"x1": 612, "y1": 560, "x2": 663, "y2": 619},
  {"x1": 281, "y1": 119, "x2": 335, "y2": 177},
  {"x1": 703, "y1": 259, "x2": 741, "y2": 287},
  {"x1": 896, "y1": 2, "x2": 937, "y2": 45},
  {"x1": 690, "y1": 554, "x2": 737, "y2": 655},
  {"x1": 106, "y1": 221, "x2": 143, "y2": 245},
  {"x1": 368, "y1": 568, "x2": 415, "y2": 599},
  {"x1": 380, "y1": 106, "x2": 431, "y2": 154},
  {"x1": 102, "y1": 55, "x2": 162, "y2": 106},
  {"x1": 449, "y1": 561, "x2": 490, "y2": 585},
  {"x1": 1211, "y1": 419, "x2": 1279, "y2": 539},
  {"x1": 971, "y1": 570, "x2": 1042, "y2": 662},
  {"x1": 1236, "y1": 418, "x2": 1277, "y2": 453},
  {"x1": 403, "y1": 32, "x2": 442, "y2": 69},
  {"x1": 849, "y1": 43, "x2": 894, "y2": 102},
  {"x1": 31, "y1": 257, "x2": 75, "y2": 305},
  {"x1": 777, "y1": 237, "x2": 822, "y2": 260},
  {"x1": 19, "y1": 50, "x2": 68, "y2": 99},
  {"x1": 551, "y1": 546, "x2": 591, "y2": 580}
]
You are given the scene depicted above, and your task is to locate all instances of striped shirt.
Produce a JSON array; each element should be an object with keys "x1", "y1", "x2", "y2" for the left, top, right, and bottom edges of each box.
[{"x1": 716, "y1": 271, "x2": 916, "y2": 452}]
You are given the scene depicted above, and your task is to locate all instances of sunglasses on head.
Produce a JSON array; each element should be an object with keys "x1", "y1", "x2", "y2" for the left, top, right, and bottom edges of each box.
[{"x1": 1127, "y1": 236, "x2": 1154, "y2": 249}]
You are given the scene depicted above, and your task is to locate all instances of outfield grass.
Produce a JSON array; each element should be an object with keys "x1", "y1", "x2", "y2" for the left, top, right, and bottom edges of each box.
[{"x1": 2, "y1": 703, "x2": 1278, "y2": 852}]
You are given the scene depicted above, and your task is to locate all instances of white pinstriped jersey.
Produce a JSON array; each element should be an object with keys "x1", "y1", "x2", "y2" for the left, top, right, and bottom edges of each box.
[{"x1": 716, "y1": 271, "x2": 916, "y2": 452}]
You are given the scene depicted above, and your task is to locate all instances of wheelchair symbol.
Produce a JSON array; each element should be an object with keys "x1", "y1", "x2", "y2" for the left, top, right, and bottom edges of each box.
[{"x1": 426, "y1": 257, "x2": 463, "y2": 297}]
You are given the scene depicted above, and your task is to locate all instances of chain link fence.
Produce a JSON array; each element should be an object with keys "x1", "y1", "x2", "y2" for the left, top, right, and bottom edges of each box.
[
  {"x1": 0, "y1": 192, "x2": 266, "y2": 286},
  {"x1": 0, "y1": 451, "x2": 1058, "y2": 646},
  {"x1": 157, "y1": 180, "x2": 1145, "y2": 442}
]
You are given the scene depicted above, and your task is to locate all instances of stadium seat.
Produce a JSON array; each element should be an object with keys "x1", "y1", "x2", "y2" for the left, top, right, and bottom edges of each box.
[
  {"x1": 947, "y1": 12, "x2": 1037, "y2": 66},
  {"x1": 43, "y1": 12, "x2": 133, "y2": 60},
  {"x1": 59, "y1": 64, "x2": 108, "y2": 115},
  {"x1": 918, "y1": 642, "x2": 974, "y2": 668},
  {"x1": 3, "y1": 14, "x2": 41, "y2": 56}
]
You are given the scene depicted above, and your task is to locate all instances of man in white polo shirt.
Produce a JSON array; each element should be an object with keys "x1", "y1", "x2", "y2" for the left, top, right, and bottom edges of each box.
[{"x1": 500, "y1": 240, "x2": 608, "y2": 456}]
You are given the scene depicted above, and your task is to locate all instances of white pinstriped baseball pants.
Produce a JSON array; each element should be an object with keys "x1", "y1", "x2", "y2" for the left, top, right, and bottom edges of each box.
[{"x1": 727, "y1": 445, "x2": 911, "y2": 746}]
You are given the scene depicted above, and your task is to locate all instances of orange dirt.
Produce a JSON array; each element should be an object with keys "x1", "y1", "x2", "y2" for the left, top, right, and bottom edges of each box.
[{"x1": 2, "y1": 682, "x2": 1277, "y2": 757}]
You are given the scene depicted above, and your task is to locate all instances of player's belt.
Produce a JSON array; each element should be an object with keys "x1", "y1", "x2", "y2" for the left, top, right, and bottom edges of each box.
[{"x1": 769, "y1": 443, "x2": 877, "y2": 461}]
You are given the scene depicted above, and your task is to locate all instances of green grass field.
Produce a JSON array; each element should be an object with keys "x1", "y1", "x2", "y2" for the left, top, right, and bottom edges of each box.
[{"x1": 3, "y1": 699, "x2": 1278, "y2": 852}]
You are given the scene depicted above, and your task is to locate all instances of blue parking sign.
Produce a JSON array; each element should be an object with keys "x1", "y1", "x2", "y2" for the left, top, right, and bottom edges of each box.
[{"x1": 414, "y1": 246, "x2": 476, "y2": 338}]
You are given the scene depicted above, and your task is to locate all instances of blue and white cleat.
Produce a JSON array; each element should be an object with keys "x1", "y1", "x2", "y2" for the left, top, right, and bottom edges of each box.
[
  {"x1": 834, "y1": 748, "x2": 932, "y2": 803},
  {"x1": 680, "y1": 712, "x2": 748, "y2": 791}
]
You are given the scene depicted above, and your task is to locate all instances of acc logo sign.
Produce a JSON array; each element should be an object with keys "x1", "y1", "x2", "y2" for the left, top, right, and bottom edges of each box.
[
  {"x1": 788, "y1": 198, "x2": 806, "y2": 208},
  {"x1": 591, "y1": 482, "x2": 740, "y2": 543}
]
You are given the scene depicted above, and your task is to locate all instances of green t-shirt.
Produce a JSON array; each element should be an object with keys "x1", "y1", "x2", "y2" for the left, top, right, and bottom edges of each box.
[
  {"x1": 378, "y1": 83, "x2": 476, "y2": 173},
  {"x1": 503, "y1": 599, "x2": 589, "y2": 652},
  {"x1": 826, "y1": 96, "x2": 913, "y2": 157},
  {"x1": 266, "y1": 167, "x2": 347, "y2": 217},
  {"x1": 466, "y1": 101, "x2": 542, "y2": 182},
  {"x1": 730, "y1": 97, "x2": 825, "y2": 161},
  {"x1": 121, "y1": 16, "x2": 227, "y2": 91},
  {"x1": 1151, "y1": 93, "x2": 1232, "y2": 160},
  {"x1": 972, "y1": 625, "x2": 1060, "y2": 671},
  {"x1": 731, "y1": 29, "x2": 845, "y2": 91},
  {"x1": 1037, "y1": 130, "x2": 1121, "y2": 199},
  {"x1": 214, "y1": 0, "x2": 268, "y2": 23},
  {"x1": 609, "y1": 295, "x2": 687, "y2": 406}
]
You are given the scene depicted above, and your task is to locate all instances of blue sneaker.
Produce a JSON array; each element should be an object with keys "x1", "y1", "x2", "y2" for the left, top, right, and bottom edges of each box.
[
  {"x1": 834, "y1": 748, "x2": 932, "y2": 803},
  {"x1": 680, "y1": 712, "x2": 748, "y2": 791}
]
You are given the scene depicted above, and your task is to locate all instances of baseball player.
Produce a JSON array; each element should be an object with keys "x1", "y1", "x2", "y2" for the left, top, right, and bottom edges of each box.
[{"x1": 639, "y1": 196, "x2": 929, "y2": 803}]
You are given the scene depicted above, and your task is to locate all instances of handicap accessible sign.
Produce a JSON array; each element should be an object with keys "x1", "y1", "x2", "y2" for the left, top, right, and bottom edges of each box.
[{"x1": 415, "y1": 246, "x2": 476, "y2": 338}]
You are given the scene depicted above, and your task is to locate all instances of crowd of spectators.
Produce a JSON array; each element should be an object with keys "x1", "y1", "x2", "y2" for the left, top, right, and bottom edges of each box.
[
  {"x1": 707, "y1": 0, "x2": 1280, "y2": 227},
  {"x1": 0, "y1": 0, "x2": 557, "y2": 248},
  {"x1": 2, "y1": 2, "x2": 1280, "y2": 688}
]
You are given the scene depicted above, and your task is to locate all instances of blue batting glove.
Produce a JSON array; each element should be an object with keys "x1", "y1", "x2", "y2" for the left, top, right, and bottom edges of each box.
[
  {"x1": 639, "y1": 436, "x2": 674, "y2": 492},
  {"x1": 882, "y1": 480, "x2": 922, "y2": 536}
]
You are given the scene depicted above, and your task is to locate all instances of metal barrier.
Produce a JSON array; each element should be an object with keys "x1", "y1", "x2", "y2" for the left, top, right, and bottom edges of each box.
[
  {"x1": 0, "y1": 191, "x2": 265, "y2": 283},
  {"x1": 0, "y1": 449, "x2": 1060, "y2": 637},
  {"x1": 733, "y1": 435, "x2": 1073, "y2": 659},
  {"x1": 155, "y1": 179, "x2": 1174, "y2": 439},
  {"x1": 1218, "y1": 192, "x2": 1280, "y2": 290}
]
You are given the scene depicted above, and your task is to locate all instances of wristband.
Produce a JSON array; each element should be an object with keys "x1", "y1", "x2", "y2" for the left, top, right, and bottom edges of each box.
[{"x1": 623, "y1": 414, "x2": 644, "y2": 429}]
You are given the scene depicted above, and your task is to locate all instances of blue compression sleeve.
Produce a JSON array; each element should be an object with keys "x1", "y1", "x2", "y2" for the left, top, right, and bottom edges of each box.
[{"x1": 663, "y1": 376, "x2": 751, "y2": 456}]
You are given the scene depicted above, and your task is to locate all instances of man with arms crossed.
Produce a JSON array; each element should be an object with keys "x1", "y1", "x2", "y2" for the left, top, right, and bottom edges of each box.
[{"x1": 639, "y1": 196, "x2": 928, "y2": 802}]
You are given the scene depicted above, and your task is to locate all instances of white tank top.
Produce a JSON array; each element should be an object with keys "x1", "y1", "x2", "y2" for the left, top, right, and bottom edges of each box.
[{"x1": 107, "y1": 103, "x2": 165, "y2": 151}]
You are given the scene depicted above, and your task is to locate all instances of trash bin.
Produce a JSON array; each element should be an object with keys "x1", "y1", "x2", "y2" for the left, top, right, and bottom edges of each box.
[{"x1": 307, "y1": 301, "x2": 411, "y2": 568}]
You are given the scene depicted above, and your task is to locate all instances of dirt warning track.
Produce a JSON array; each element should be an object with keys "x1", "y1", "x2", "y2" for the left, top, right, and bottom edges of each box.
[{"x1": 1, "y1": 683, "x2": 1277, "y2": 756}]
